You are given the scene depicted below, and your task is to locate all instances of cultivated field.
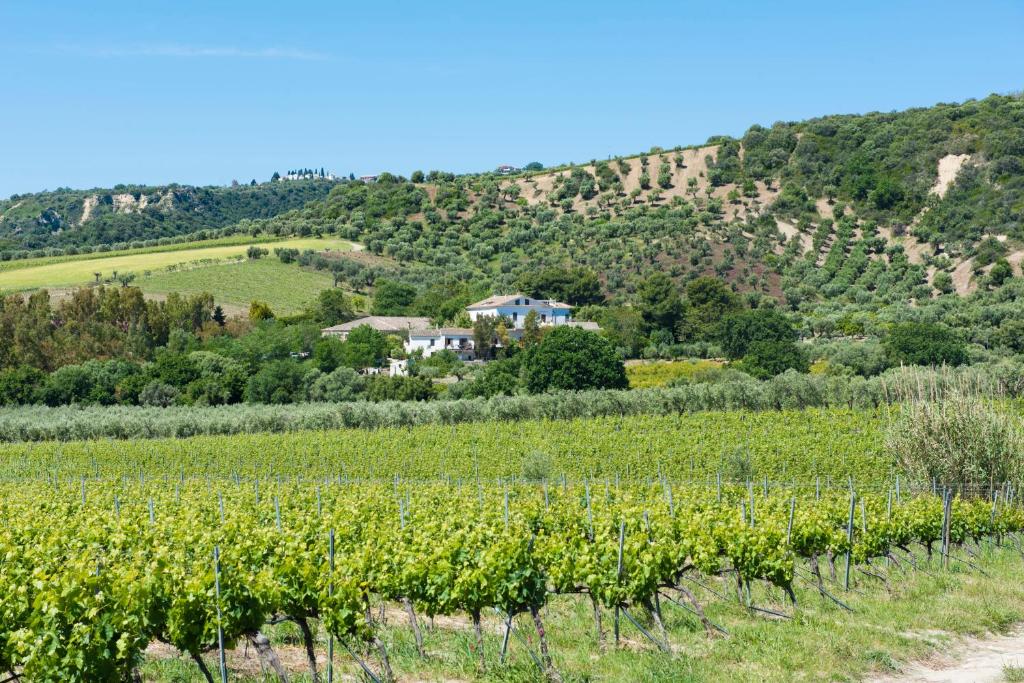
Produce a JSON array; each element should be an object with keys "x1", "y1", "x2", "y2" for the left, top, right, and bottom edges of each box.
[
  {"x1": 0, "y1": 236, "x2": 352, "y2": 292},
  {"x1": 138, "y1": 257, "x2": 337, "y2": 314},
  {"x1": 1, "y1": 406, "x2": 1022, "y2": 682}
]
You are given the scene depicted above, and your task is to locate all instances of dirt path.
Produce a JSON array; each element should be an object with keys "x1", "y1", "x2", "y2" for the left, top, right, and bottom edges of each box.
[{"x1": 871, "y1": 627, "x2": 1024, "y2": 682}]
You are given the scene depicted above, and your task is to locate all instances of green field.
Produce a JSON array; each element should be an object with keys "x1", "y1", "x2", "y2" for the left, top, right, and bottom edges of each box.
[
  {"x1": 0, "y1": 409, "x2": 890, "y2": 482},
  {"x1": 138, "y1": 257, "x2": 338, "y2": 314},
  {"x1": 0, "y1": 236, "x2": 352, "y2": 292},
  {"x1": 626, "y1": 359, "x2": 725, "y2": 389},
  {"x1": 1, "y1": 409, "x2": 1021, "y2": 682}
]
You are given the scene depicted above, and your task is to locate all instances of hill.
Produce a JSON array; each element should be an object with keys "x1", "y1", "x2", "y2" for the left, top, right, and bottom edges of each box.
[
  {"x1": 0, "y1": 178, "x2": 339, "y2": 253},
  {"x1": 250, "y1": 93, "x2": 1023, "y2": 307},
  {"x1": 4, "y1": 93, "x2": 1023, "y2": 319}
]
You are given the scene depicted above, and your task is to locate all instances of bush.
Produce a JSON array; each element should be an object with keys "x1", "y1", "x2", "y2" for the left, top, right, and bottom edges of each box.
[
  {"x1": 885, "y1": 392, "x2": 1024, "y2": 490},
  {"x1": 0, "y1": 366, "x2": 46, "y2": 405},
  {"x1": 522, "y1": 327, "x2": 627, "y2": 393},
  {"x1": 365, "y1": 375, "x2": 435, "y2": 402},
  {"x1": 139, "y1": 381, "x2": 179, "y2": 407},
  {"x1": 522, "y1": 450, "x2": 554, "y2": 482}
]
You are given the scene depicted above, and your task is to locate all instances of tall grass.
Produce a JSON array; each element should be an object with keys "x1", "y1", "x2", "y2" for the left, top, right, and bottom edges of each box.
[{"x1": 884, "y1": 373, "x2": 1024, "y2": 492}]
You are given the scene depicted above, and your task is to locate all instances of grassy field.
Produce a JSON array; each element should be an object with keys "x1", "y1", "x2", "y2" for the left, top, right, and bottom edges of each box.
[
  {"x1": 138, "y1": 257, "x2": 337, "y2": 314},
  {"x1": 626, "y1": 359, "x2": 726, "y2": 389},
  {"x1": 0, "y1": 234, "x2": 285, "y2": 274},
  {"x1": 0, "y1": 236, "x2": 352, "y2": 292}
]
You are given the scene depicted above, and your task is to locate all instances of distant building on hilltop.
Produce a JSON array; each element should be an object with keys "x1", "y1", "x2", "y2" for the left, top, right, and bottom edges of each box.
[
  {"x1": 277, "y1": 168, "x2": 339, "y2": 181},
  {"x1": 495, "y1": 164, "x2": 521, "y2": 175}
]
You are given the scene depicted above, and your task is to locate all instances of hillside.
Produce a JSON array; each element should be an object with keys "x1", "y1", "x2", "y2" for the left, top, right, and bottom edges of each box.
[
  {"x1": 0, "y1": 178, "x2": 339, "y2": 253},
  {"x1": 246, "y1": 93, "x2": 1023, "y2": 307},
  {"x1": 4, "y1": 94, "x2": 1023, "y2": 316}
]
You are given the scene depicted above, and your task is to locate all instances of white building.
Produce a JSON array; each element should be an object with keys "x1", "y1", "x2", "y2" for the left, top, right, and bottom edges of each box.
[
  {"x1": 406, "y1": 327, "x2": 477, "y2": 360},
  {"x1": 403, "y1": 294, "x2": 601, "y2": 359},
  {"x1": 466, "y1": 293, "x2": 573, "y2": 329}
]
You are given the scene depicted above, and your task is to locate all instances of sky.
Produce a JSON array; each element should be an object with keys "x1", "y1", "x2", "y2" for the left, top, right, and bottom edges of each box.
[{"x1": 1, "y1": 0, "x2": 1023, "y2": 197}]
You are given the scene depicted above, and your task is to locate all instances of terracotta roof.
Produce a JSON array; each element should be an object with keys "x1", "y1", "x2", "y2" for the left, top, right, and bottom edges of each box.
[{"x1": 321, "y1": 316, "x2": 431, "y2": 334}]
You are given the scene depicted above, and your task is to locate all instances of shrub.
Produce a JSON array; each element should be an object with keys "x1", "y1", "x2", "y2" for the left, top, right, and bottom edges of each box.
[
  {"x1": 365, "y1": 375, "x2": 434, "y2": 402},
  {"x1": 522, "y1": 450, "x2": 554, "y2": 482},
  {"x1": 139, "y1": 381, "x2": 179, "y2": 407}
]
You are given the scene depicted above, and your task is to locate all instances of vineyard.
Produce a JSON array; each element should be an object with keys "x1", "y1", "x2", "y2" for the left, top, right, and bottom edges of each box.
[
  {"x1": 0, "y1": 410, "x2": 889, "y2": 482},
  {"x1": 1, "y1": 472, "x2": 1023, "y2": 681},
  {"x1": 2, "y1": 407, "x2": 1024, "y2": 681}
]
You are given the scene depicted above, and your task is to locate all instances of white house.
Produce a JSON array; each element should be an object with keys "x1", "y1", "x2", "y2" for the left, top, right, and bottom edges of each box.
[
  {"x1": 403, "y1": 294, "x2": 600, "y2": 359},
  {"x1": 406, "y1": 327, "x2": 476, "y2": 360},
  {"x1": 466, "y1": 293, "x2": 573, "y2": 329}
]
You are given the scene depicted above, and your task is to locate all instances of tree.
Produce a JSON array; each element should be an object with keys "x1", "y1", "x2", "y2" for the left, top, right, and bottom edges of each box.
[
  {"x1": 932, "y1": 271, "x2": 954, "y2": 294},
  {"x1": 308, "y1": 366, "x2": 366, "y2": 402},
  {"x1": 244, "y1": 359, "x2": 307, "y2": 404},
  {"x1": 473, "y1": 315, "x2": 502, "y2": 360},
  {"x1": 637, "y1": 272, "x2": 684, "y2": 335},
  {"x1": 249, "y1": 301, "x2": 275, "y2": 321},
  {"x1": 883, "y1": 322, "x2": 967, "y2": 367},
  {"x1": 989, "y1": 258, "x2": 1014, "y2": 288},
  {"x1": 464, "y1": 356, "x2": 523, "y2": 397},
  {"x1": 313, "y1": 337, "x2": 347, "y2": 373},
  {"x1": 517, "y1": 267, "x2": 604, "y2": 306},
  {"x1": 521, "y1": 310, "x2": 542, "y2": 348},
  {"x1": 717, "y1": 308, "x2": 798, "y2": 360},
  {"x1": 365, "y1": 375, "x2": 434, "y2": 402},
  {"x1": 247, "y1": 246, "x2": 269, "y2": 260},
  {"x1": 315, "y1": 289, "x2": 355, "y2": 326},
  {"x1": 0, "y1": 366, "x2": 45, "y2": 405},
  {"x1": 739, "y1": 341, "x2": 809, "y2": 379},
  {"x1": 657, "y1": 162, "x2": 672, "y2": 189},
  {"x1": 212, "y1": 305, "x2": 227, "y2": 327},
  {"x1": 340, "y1": 325, "x2": 390, "y2": 369},
  {"x1": 680, "y1": 276, "x2": 742, "y2": 340},
  {"x1": 522, "y1": 326, "x2": 627, "y2": 393},
  {"x1": 588, "y1": 306, "x2": 646, "y2": 357},
  {"x1": 410, "y1": 170, "x2": 425, "y2": 183},
  {"x1": 271, "y1": 172, "x2": 281, "y2": 182},
  {"x1": 524, "y1": 162, "x2": 544, "y2": 171},
  {"x1": 371, "y1": 280, "x2": 417, "y2": 315}
]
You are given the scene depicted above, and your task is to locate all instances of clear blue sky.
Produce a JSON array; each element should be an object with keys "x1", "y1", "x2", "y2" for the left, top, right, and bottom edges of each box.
[{"x1": 2, "y1": 0, "x2": 1022, "y2": 197}]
